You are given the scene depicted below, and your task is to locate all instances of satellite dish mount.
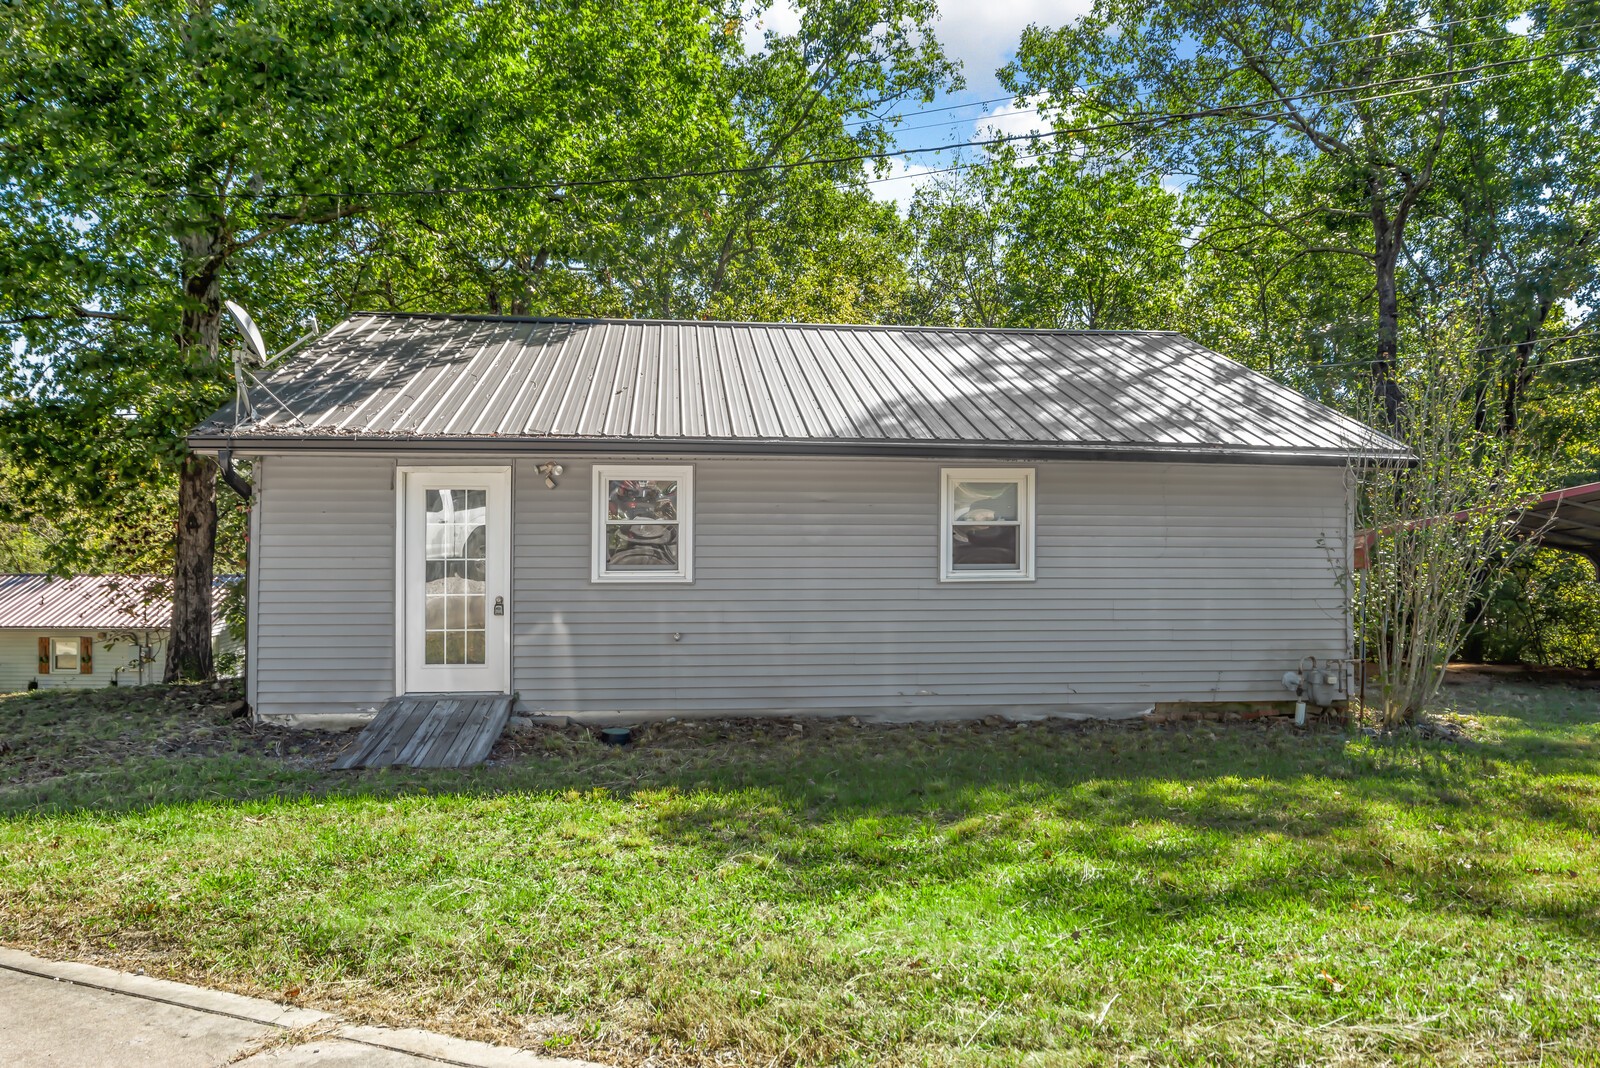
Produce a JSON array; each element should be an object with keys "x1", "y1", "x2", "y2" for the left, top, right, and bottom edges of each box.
[{"x1": 224, "y1": 300, "x2": 267, "y2": 425}]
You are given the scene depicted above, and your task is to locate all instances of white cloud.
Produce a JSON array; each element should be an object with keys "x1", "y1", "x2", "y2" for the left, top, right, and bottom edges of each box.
[
  {"x1": 932, "y1": 0, "x2": 1094, "y2": 91},
  {"x1": 741, "y1": 1, "x2": 803, "y2": 54},
  {"x1": 973, "y1": 104, "x2": 1045, "y2": 139},
  {"x1": 743, "y1": 0, "x2": 1092, "y2": 92},
  {"x1": 869, "y1": 157, "x2": 951, "y2": 211}
]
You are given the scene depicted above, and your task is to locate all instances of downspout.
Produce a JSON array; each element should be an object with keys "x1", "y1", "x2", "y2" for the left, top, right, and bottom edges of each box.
[{"x1": 219, "y1": 446, "x2": 252, "y2": 501}]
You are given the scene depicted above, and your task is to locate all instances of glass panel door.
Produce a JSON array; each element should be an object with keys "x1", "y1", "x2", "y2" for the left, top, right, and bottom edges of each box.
[{"x1": 403, "y1": 469, "x2": 508, "y2": 694}]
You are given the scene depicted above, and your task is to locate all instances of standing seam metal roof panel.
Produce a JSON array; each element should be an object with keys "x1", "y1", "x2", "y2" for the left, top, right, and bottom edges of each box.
[{"x1": 194, "y1": 313, "x2": 1411, "y2": 462}]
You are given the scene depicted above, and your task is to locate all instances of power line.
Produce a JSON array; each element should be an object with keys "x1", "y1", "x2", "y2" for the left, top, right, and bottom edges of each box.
[
  {"x1": 125, "y1": 38, "x2": 1600, "y2": 203},
  {"x1": 1292, "y1": 330, "x2": 1600, "y2": 376},
  {"x1": 1237, "y1": 9, "x2": 1550, "y2": 62},
  {"x1": 1544, "y1": 350, "x2": 1600, "y2": 368},
  {"x1": 842, "y1": 93, "x2": 1018, "y2": 130},
  {"x1": 865, "y1": 57, "x2": 1569, "y2": 186},
  {"x1": 845, "y1": 9, "x2": 1543, "y2": 134}
]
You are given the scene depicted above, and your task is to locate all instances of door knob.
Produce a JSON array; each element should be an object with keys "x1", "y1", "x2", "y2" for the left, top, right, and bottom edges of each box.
[{"x1": 493, "y1": 596, "x2": 504, "y2": 617}]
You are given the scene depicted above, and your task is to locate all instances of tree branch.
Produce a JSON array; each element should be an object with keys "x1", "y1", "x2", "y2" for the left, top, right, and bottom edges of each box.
[{"x1": 1, "y1": 305, "x2": 134, "y2": 326}]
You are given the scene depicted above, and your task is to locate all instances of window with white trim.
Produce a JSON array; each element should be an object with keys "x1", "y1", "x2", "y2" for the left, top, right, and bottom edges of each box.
[
  {"x1": 593, "y1": 465, "x2": 694, "y2": 582},
  {"x1": 940, "y1": 468, "x2": 1035, "y2": 581}
]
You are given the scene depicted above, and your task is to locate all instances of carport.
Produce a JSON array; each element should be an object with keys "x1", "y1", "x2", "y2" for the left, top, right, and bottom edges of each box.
[
  {"x1": 1512, "y1": 480, "x2": 1600, "y2": 569},
  {"x1": 1354, "y1": 480, "x2": 1600, "y2": 570}
]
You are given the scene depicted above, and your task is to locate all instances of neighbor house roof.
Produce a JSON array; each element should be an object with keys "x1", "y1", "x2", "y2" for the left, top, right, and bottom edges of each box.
[
  {"x1": 190, "y1": 312, "x2": 1411, "y2": 465},
  {"x1": 0, "y1": 574, "x2": 234, "y2": 631}
]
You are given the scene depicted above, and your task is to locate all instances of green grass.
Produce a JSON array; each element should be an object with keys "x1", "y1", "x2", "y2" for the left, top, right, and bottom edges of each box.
[{"x1": 2, "y1": 681, "x2": 1598, "y2": 1066}]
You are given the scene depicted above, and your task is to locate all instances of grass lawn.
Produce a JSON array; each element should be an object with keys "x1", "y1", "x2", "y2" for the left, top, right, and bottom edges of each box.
[{"x1": 2, "y1": 678, "x2": 1598, "y2": 1066}]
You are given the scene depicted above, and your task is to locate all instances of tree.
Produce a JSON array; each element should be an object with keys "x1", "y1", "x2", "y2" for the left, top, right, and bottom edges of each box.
[
  {"x1": 1, "y1": 0, "x2": 727, "y2": 679},
  {"x1": 346, "y1": 0, "x2": 958, "y2": 325},
  {"x1": 1003, "y1": 0, "x2": 1600, "y2": 424},
  {"x1": 1179, "y1": 153, "x2": 1381, "y2": 381},
  {"x1": 904, "y1": 153, "x2": 1187, "y2": 330},
  {"x1": 1356, "y1": 310, "x2": 1549, "y2": 724}
]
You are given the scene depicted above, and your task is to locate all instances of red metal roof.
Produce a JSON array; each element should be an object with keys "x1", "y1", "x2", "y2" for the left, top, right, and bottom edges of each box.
[
  {"x1": 1354, "y1": 480, "x2": 1600, "y2": 569},
  {"x1": 1512, "y1": 480, "x2": 1600, "y2": 563},
  {"x1": 0, "y1": 574, "x2": 233, "y2": 631}
]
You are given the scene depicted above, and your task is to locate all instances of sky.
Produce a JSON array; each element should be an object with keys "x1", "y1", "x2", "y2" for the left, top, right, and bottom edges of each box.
[{"x1": 744, "y1": 0, "x2": 1095, "y2": 209}]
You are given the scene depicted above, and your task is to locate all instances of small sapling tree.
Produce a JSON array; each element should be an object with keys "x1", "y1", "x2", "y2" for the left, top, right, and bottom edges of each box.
[{"x1": 1356, "y1": 313, "x2": 1551, "y2": 725}]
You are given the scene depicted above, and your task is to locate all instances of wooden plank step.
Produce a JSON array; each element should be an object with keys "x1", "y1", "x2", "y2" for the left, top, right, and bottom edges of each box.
[
  {"x1": 334, "y1": 693, "x2": 513, "y2": 770},
  {"x1": 401, "y1": 698, "x2": 462, "y2": 767},
  {"x1": 432, "y1": 696, "x2": 510, "y2": 768},
  {"x1": 366, "y1": 697, "x2": 439, "y2": 767},
  {"x1": 459, "y1": 697, "x2": 514, "y2": 766}
]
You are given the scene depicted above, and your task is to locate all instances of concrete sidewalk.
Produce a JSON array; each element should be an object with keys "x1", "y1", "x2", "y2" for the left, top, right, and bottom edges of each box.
[{"x1": 0, "y1": 947, "x2": 602, "y2": 1068}]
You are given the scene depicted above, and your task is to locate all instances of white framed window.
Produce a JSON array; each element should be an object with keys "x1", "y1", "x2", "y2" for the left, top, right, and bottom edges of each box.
[
  {"x1": 592, "y1": 464, "x2": 694, "y2": 583},
  {"x1": 940, "y1": 468, "x2": 1036, "y2": 582},
  {"x1": 51, "y1": 637, "x2": 81, "y2": 671}
]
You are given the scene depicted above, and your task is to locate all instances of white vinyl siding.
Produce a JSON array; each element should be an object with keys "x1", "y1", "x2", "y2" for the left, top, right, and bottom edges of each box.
[
  {"x1": 250, "y1": 457, "x2": 397, "y2": 719},
  {"x1": 249, "y1": 453, "x2": 1350, "y2": 719},
  {"x1": 0, "y1": 631, "x2": 168, "y2": 693}
]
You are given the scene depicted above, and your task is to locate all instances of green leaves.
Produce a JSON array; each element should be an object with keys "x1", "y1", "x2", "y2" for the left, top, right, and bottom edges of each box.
[
  {"x1": 1000, "y1": 0, "x2": 1600, "y2": 417},
  {"x1": 0, "y1": 0, "x2": 963, "y2": 579},
  {"x1": 905, "y1": 155, "x2": 1186, "y2": 331}
]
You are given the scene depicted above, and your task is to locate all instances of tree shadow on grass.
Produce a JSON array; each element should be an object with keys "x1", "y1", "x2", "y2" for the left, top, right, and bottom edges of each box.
[{"x1": 9, "y1": 708, "x2": 1596, "y2": 942}]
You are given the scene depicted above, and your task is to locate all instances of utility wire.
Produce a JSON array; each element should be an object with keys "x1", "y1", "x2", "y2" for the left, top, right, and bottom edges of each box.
[
  {"x1": 842, "y1": 93, "x2": 1018, "y2": 130},
  {"x1": 129, "y1": 39, "x2": 1600, "y2": 203},
  {"x1": 866, "y1": 58, "x2": 1566, "y2": 185},
  {"x1": 1290, "y1": 331, "x2": 1600, "y2": 376},
  {"x1": 843, "y1": 9, "x2": 1555, "y2": 132},
  {"x1": 1236, "y1": 8, "x2": 1571, "y2": 61}
]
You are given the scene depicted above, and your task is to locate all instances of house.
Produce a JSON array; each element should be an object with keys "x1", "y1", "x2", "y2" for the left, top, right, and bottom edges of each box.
[
  {"x1": 189, "y1": 313, "x2": 1410, "y2": 725},
  {"x1": 0, "y1": 574, "x2": 235, "y2": 692}
]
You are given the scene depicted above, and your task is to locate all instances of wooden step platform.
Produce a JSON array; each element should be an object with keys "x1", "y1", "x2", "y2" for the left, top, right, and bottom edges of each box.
[{"x1": 333, "y1": 693, "x2": 514, "y2": 770}]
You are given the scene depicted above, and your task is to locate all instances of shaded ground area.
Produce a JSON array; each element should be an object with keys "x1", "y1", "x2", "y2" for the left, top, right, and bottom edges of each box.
[
  {"x1": 0, "y1": 681, "x2": 349, "y2": 788},
  {"x1": 1, "y1": 676, "x2": 1597, "y2": 1066}
]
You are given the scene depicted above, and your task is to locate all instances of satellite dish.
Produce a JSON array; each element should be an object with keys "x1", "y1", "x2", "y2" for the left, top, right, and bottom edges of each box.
[{"x1": 224, "y1": 300, "x2": 269, "y2": 366}]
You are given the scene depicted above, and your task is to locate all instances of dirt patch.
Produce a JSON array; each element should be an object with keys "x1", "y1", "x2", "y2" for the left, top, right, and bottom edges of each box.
[
  {"x1": 0, "y1": 681, "x2": 358, "y2": 787},
  {"x1": 4, "y1": 683, "x2": 1357, "y2": 793},
  {"x1": 484, "y1": 706, "x2": 1343, "y2": 766}
]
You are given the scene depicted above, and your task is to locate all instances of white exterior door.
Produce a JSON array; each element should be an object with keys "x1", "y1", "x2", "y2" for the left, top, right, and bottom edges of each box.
[{"x1": 400, "y1": 467, "x2": 510, "y2": 694}]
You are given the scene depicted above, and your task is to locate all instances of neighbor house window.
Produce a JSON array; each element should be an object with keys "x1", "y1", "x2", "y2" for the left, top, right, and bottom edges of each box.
[
  {"x1": 593, "y1": 465, "x2": 693, "y2": 582},
  {"x1": 51, "y1": 637, "x2": 81, "y2": 672},
  {"x1": 940, "y1": 468, "x2": 1035, "y2": 581}
]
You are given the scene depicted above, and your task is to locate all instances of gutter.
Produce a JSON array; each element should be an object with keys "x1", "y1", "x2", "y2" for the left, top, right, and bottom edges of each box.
[{"x1": 188, "y1": 433, "x2": 1415, "y2": 468}]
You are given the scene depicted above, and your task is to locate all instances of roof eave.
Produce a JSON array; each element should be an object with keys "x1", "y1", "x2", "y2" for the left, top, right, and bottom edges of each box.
[{"x1": 188, "y1": 432, "x2": 1414, "y2": 467}]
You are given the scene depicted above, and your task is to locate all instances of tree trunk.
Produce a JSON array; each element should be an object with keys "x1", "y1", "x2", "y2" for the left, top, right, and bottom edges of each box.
[
  {"x1": 1371, "y1": 213, "x2": 1405, "y2": 429},
  {"x1": 165, "y1": 452, "x2": 218, "y2": 681},
  {"x1": 164, "y1": 229, "x2": 226, "y2": 682}
]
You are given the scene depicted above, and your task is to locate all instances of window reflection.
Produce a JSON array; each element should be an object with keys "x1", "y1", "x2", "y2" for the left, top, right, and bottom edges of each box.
[
  {"x1": 605, "y1": 480, "x2": 680, "y2": 570},
  {"x1": 423, "y1": 488, "x2": 487, "y2": 664}
]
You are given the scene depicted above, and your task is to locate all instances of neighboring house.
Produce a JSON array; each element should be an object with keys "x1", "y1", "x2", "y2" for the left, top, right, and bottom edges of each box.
[
  {"x1": 0, "y1": 574, "x2": 237, "y2": 693},
  {"x1": 189, "y1": 313, "x2": 1410, "y2": 724}
]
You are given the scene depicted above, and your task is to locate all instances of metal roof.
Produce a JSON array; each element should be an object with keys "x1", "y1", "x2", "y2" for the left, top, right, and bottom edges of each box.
[
  {"x1": 0, "y1": 574, "x2": 233, "y2": 631},
  {"x1": 191, "y1": 313, "x2": 1410, "y2": 465},
  {"x1": 1355, "y1": 480, "x2": 1600, "y2": 571},
  {"x1": 1511, "y1": 480, "x2": 1600, "y2": 569}
]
